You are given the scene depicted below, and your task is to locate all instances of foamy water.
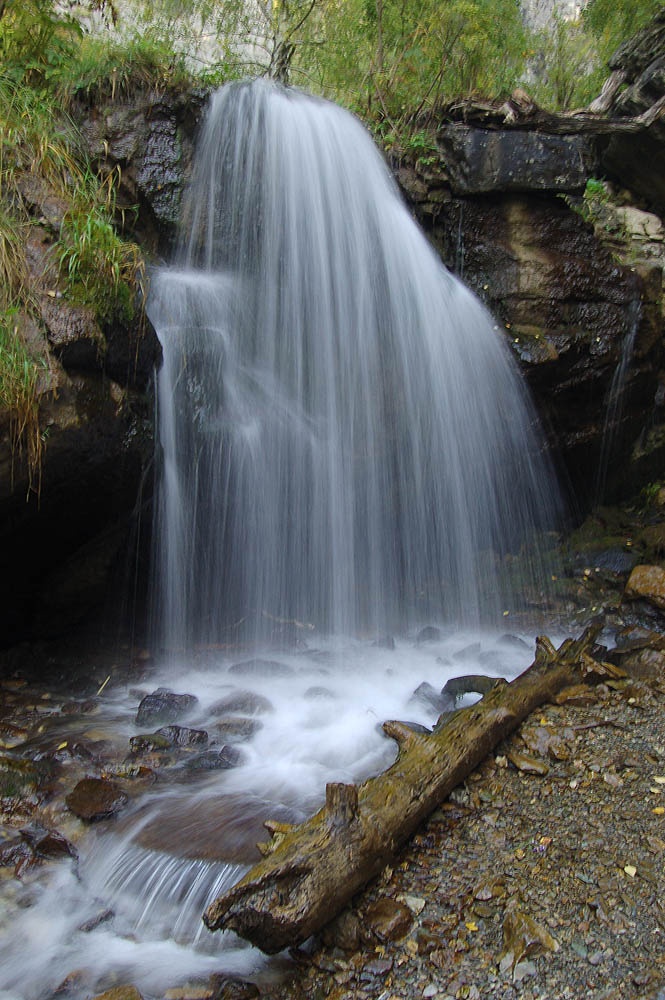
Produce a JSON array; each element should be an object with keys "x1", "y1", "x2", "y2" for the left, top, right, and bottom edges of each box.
[{"x1": 0, "y1": 630, "x2": 537, "y2": 999}]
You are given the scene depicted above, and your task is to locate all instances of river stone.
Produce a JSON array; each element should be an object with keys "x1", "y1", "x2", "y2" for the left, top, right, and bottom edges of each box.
[
  {"x1": 303, "y1": 686, "x2": 336, "y2": 700},
  {"x1": 186, "y1": 746, "x2": 243, "y2": 771},
  {"x1": 320, "y1": 909, "x2": 362, "y2": 951},
  {"x1": 136, "y1": 688, "x2": 199, "y2": 726},
  {"x1": 624, "y1": 564, "x2": 665, "y2": 610},
  {"x1": 0, "y1": 831, "x2": 29, "y2": 867},
  {"x1": 212, "y1": 717, "x2": 262, "y2": 742},
  {"x1": 410, "y1": 682, "x2": 453, "y2": 714},
  {"x1": 136, "y1": 793, "x2": 297, "y2": 864},
  {"x1": 155, "y1": 725, "x2": 208, "y2": 747},
  {"x1": 416, "y1": 625, "x2": 442, "y2": 644},
  {"x1": 209, "y1": 691, "x2": 273, "y2": 716},
  {"x1": 90, "y1": 986, "x2": 144, "y2": 1000},
  {"x1": 207, "y1": 976, "x2": 259, "y2": 1000},
  {"x1": 621, "y1": 647, "x2": 665, "y2": 681},
  {"x1": 228, "y1": 659, "x2": 295, "y2": 678},
  {"x1": 129, "y1": 733, "x2": 172, "y2": 754},
  {"x1": 363, "y1": 897, "x2": 414, "y2": 942},
  {"x1": 20, "y1": 825, "x2": 78, "y2": 860},
  {"x1": 65, "y1": 777, "x2": 128, "y2": 821}
]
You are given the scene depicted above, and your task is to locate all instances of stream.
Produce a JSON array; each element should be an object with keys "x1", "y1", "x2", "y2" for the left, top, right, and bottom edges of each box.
[{"x1": 0, "y1": 629, "x2": 539, "y2": 999}]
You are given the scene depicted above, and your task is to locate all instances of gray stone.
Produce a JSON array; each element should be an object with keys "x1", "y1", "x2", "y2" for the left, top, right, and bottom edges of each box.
[
  {"x1": 136, "y1": 689, "x2": 199, "y2": 726},
  {"x1": 438, "y1": 125, "x2": 595, "y2": 195}
]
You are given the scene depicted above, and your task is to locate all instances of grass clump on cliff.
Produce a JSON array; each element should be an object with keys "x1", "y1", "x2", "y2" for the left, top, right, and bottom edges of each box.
[
  {"x1": 0, "y1": 308, "x2": 45, "y2": 489},
  {"x1": 56, "y1": 168, "x2": 146, "y2": 324},
  {"x1": 0, "y1": 55, "x2": 145, "y2": 478},
  {"x1": 62, "y1": 30, "x2": 193, "y2": 103}
]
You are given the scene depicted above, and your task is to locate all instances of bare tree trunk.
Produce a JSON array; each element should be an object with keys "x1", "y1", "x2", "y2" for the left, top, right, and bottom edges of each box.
[{"x1": 204, "y1": 625, "x2": 612, "y2": 953}]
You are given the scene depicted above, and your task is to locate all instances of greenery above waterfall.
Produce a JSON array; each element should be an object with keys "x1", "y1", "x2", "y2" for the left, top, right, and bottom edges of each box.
[{"x1": 0, "y1": 0, "x2": 662, "y2": 453}]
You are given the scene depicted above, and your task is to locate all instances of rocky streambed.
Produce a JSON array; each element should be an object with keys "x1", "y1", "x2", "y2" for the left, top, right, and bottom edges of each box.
[{"x1": 1, "y1": 495, "x2": 665, "y2": 1000}]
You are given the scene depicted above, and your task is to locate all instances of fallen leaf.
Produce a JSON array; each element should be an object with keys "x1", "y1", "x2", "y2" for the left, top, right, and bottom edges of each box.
[
  {"x1": 653, "y1": 776, "x2": 665, "y2": 785},
  {"x1": 653, "y1": 807, "x2": 665, "y2": 815},
  {"x1": 623, "y1": 865, "x2": 637, "y2": 877},
  {"x1": 465, "y1": 921, "x2": 479, "y2": 932}
]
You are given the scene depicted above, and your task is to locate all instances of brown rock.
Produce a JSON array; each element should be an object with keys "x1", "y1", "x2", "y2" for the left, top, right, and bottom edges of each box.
[
  {"x1": 90, "y1": 986, "x2": 144, "y2": 1000},
  {"x1": 363, "y1": 897, "x2": 414, "y2": 942},
  {"x1": 624, "y1": 564, "x2": 665, "y2": 610},
  {"x1": 65, "y1": 777, "x2": 128, "y2": 822},
  {"x1": 622, "y1": 647, "x2": 665, "y2": 680}
]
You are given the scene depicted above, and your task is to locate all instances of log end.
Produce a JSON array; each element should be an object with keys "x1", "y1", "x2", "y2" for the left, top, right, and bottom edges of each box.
[
  {"x1": 382, "y1": 719, "x2": 427, "y2": 749},
  {"x1": 326, "y1": 781, "x2": 359, "y2": 827}
]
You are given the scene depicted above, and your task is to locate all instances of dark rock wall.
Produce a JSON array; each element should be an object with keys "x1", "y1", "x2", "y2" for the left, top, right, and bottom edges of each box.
[
  {"x1": 75, "y1": 87, "x2": 207, "y2": 257},
  {"x1": 397, "y1": 126, "x2": 664, "y2": 513}
]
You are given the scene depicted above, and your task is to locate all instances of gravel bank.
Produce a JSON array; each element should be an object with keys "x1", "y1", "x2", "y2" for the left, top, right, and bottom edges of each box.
[{"x1": 264, "y1": 671, "x2": 665, "y2": 1000}]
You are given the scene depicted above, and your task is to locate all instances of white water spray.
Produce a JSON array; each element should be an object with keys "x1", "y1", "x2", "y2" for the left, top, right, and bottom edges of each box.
[{"x1": 149, "y1": 80, "x2": 561, "y2": 649}]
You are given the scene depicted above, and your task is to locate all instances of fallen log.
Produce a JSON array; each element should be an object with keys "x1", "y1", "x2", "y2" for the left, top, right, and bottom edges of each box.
[
  {"x1": 439, "y1": 92, "x2": 665, "y2": 135},
  {"x1": 204, "y1": 625, "x2": 615, "y2": 952}
]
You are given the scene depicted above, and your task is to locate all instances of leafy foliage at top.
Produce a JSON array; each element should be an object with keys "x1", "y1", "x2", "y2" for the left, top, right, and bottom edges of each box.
[
  {"x1": 0, "y1": 2, "x2": 146, "y2": 477},
  {"x1": 583, "y1": 0, "x2": 664, "y2": 57}
]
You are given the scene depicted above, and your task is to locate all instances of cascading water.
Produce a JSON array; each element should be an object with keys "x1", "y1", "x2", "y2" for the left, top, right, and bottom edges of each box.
[
  {"x1": 0, "y1": 81, "x2": 564, "y2": 1000},
  {"x1": 595, "y1": 298, "x2": 642, "y2": 504},
  {"x1": 149, "y1": 79, "x2": 561, "y2": 649}
]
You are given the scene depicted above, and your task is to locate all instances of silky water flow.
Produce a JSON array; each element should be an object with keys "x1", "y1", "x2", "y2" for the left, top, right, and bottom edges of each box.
[{"x1": 0, "y1": 81, "x2": 564, "y2": 999}]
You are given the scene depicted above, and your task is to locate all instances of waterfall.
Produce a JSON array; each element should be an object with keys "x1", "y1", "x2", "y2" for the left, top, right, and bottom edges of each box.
[
  {"x1": 595, "y1": 298, "x2": 642, "y2": 505},
  {"x1": 148, "y1": 79, "x2": 562, "y2": 649}
]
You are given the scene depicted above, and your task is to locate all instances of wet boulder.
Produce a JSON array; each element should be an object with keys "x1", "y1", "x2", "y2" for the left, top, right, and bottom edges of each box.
[
  {"x1": 228, "y1": 659, "x2": 295, "y2": 678},
  {"x1": 410, "y1": 681, "x2": 453, "y2": 715},
  {"x1": 128, "y1": 732, "x2": 172, "y2": 754},
  {"x1": 90, "y1": 986, "x2": 144, "y2": 1000},
  {"x1": 65, "y1": 777, "x2": 128, "y2": 821},
  {"x1": 155, "y1": 725, "x2": 208, "y2": 747},
  {"x1": 362, "y1": 897, "x2": 414, "y2": 943},
  {"x1": 186, "y1": 746, "x2": 243, "y2": 771},
  {"x1": 416, "y1": 626, "x2": 442, "y2": 644},
  {"x1": 212, "y1": 717, "x2": 263, "y2": 743},
  {"x1": 624, "y1": 564, "x2": 665, "y2": 611},
  {"x1": 20, "y1": 824, "x2": 78, "y2": 860},
  {"x1": 135, "y1": 688, "x2": 199, "y2": 726},
  {"x1": 209, "y1": 691, "x2": 273, "y2": 716}
]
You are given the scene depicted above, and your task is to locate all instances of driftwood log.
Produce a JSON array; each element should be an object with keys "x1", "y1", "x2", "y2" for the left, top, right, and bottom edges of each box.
[
  {"x1": 439, "y1": 91, "x2": 665, "y2": 136},
  {"x1": 204, "y1": 625, "x2": 617, "y2": 952}
]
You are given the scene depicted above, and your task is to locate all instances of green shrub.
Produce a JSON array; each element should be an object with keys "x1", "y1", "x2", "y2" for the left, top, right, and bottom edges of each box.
[
  {"x1": 56, "y1": 179, "x2": 146, "y2": 323},
  {"x1": 0, "y1": 308, "x2": 44, "y2": 489},
  {"x1": 60, "y1": 30, "x2": 193, "y2": 103}
]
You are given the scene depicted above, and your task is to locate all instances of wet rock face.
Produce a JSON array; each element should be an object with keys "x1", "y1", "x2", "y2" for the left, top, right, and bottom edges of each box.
[
  {"x1": 76, "y1": 88, "x2": 207, "y2": 255},
  {"x1": 438, "y1": 126, "x2": 596, "y2": 195},
  {"x1": 401, "y1": 171, "x2": 662, "y2": 509}
]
